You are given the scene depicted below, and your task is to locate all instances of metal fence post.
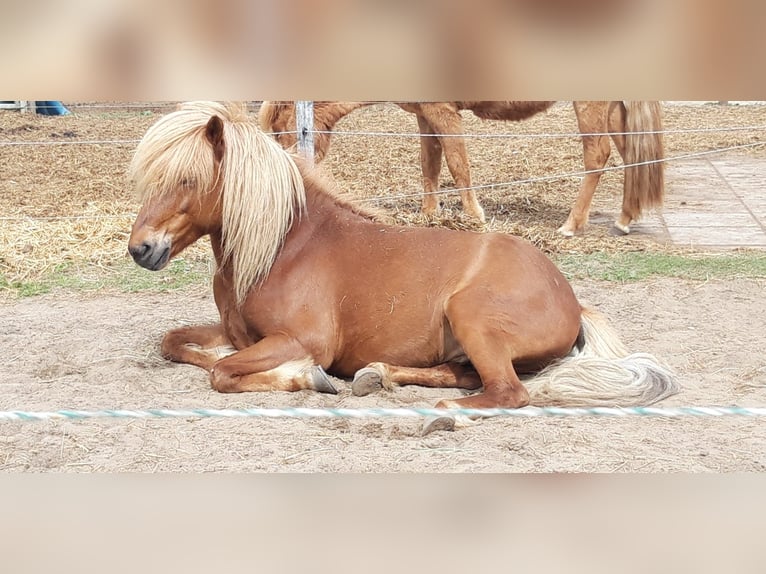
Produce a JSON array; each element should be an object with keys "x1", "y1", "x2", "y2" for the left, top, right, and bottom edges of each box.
[{"x1": 295, "y1": 101, "x2": 315, "y2": 165}]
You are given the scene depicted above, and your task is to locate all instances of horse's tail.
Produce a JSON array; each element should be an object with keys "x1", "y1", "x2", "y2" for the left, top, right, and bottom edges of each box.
[
  {"x1": 523, "y1": 306, "x2": 679, "y2": 407},
  {"x1": 612, "y1": 101, "x2": 665, "y2": 232}
]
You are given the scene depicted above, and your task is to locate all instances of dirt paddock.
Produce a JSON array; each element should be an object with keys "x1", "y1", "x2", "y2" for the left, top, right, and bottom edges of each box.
[
  {"x1": 1, "y1": 102, "x2": 766, "y2": 472},
  {"x1": 1, "y1": 277, "x2": 766, "y2": 472}
]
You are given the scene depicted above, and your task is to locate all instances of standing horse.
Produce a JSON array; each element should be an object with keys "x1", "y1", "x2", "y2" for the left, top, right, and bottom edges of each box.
[
  {"x1": 129, "y1": 102, "x2": 678, "y2": 433},
  {"x1": 259, "y1": 101, "x2": 665, "y2": 235}
]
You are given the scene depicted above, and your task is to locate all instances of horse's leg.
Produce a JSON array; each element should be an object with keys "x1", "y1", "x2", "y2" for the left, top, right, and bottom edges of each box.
[
  {"x1": 416, "y1": 114, "x2": 445, "y2": 216},
  {"x1": 416, "y1": 104, "x2": 485, "y2": 222},
  {"x1": 209, "y1": 334, "x2": 337, "y2": 394},
  {"x1": 351, "y1": 361, "x2": 481, "y2": 396},
  {"x1": 161, "y1": 324, "x2": 236, "y2": 371},
  {"x1": 420, "y1": 310, "x2": 532, "y2": 435},
  {"x1": 608, "y1": 101, "x2": 665, "y2": 235},
  {"x1": 606, "y1": 101, "x2": 633, "y2": 233},
  {"x1": 436, "y1": 292, "x2": 538, "y2": 411},
  {"x1": 557, "y1": 101, "x2": 611, "y2": 236}
]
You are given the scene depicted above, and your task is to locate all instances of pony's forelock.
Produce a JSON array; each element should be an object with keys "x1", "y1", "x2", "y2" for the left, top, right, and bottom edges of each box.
[{"x1": 130, "y1": 101, "x2": 306, "y2": 305}]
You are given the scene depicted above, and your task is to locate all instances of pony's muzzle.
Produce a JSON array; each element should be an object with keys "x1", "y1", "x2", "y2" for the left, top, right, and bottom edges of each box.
[{"x1": 128, "y1": 238, "x2": 171, "y2": 270}]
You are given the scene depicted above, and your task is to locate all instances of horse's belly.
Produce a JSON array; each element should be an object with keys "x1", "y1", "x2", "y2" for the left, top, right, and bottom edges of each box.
[{"x1": 329, "y1": 316, "x2": 466, "y2": 377}]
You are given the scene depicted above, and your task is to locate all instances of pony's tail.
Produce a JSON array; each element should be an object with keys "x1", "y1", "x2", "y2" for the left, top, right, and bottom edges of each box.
[
  {"x1": 613, "y1": 101, "x2": 665, "y2": 232},
  {"x1": 523, "y1": 307, "x2": 679, "y2": 407}
]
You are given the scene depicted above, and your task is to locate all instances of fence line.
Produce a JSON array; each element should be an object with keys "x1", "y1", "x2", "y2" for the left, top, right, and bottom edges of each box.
[
  {"x1": 1, "y1": 140, "x2": 763, "y2": 222},
  {"x1": 3, "y1": 125, "x2": 766, "y2": 148},
  {"x1": 0, "y1": 139, "x2": 140, "y2": 147},
  {"x1": 305, "y1": 124, "x2": 766, "y2": 139},
  {"x1": 2, "y1": 406, "x2": 766, "y2": 423},
  {"x1": 358, "y1": 141, "x2": 766, "y2": 205},
  {"x1": 0, "y1": 214, "x2": 135, "y2": 222}
]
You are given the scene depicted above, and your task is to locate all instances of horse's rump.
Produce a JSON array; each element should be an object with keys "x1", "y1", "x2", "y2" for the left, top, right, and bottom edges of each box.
[{"x1": 459, "y1": 101, "x2": 556, "y2": 122}]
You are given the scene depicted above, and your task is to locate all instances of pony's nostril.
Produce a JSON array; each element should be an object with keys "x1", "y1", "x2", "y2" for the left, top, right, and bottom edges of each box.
[
  {"x1": 129, "y1": 241, "x2": 152, "y2": 260},
  {"x1": 129, "y1": 239, "x2": 171, "y2": 271}
]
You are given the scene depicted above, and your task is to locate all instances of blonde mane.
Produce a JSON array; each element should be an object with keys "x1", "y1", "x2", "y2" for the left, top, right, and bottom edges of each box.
[{"x1": 129, "y1": 101, "x2": 306, "y2": 305}]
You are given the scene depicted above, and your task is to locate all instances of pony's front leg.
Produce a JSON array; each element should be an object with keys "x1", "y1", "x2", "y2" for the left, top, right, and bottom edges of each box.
[
  {"x1": 558, "y1": 102, "x2": 611, "y2": 236},
  {"x1": 209, "y1": 334, "x2": 337, "y2": 394},
  {"x1": 161, "y1": 324, "x2": 236, "y2": 371}
]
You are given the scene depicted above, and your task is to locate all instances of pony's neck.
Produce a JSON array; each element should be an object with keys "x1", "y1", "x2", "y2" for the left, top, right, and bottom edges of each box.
[
  {"x1": 208, "y1": 162, "x2": 377, "y2": 287},
  {"x1": 314, "y1": 102, "x2": 369, "y2": 131},
  {"x1": 209, "y1": 231, "x2": 227, "y2": 269}
]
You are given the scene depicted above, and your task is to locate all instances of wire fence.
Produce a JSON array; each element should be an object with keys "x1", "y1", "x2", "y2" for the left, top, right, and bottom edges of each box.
[
  {"x1": 1, "y1": 139, "x2": 763, "y2": 221},
  {"x1": 3, "y1": 406, "x2": 766, "y2": 423},
  {"x1": 4, "y1": 124, "x2": 766, "y2": 147}
]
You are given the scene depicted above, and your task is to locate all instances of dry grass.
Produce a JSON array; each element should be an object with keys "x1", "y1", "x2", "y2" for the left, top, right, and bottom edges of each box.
[{"x1": 1, "y1": 101, "x2": 765, "y2": 286}]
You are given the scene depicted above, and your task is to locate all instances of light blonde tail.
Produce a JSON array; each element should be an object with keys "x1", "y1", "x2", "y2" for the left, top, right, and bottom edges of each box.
[
  {"x1": 619, "y1": 101, "x2": 665, "y2": 221},
  {"x1": 523, "y1": 307, "x2": 679, "y2": 407}
]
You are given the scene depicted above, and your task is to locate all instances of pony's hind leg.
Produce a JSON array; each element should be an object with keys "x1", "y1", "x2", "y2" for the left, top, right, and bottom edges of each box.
[
  {"x1": 351, "y1": 362, "x2": 481, "y2": 397},
  {"x1": 558, "y1": 101, "x2": 611, "y2": 236},
  {"x1": 161, "y1": 324, "x2": 236, "y2": 371},
  {"x1": 437, "y1": 296, "x2": 540, "y2": 411},
  {"x1": 606, "y1": 101, "x2": 634, "y2": 234},
  {"x1": 609, "y1": 101, "x2": 665, "y2": 235}
]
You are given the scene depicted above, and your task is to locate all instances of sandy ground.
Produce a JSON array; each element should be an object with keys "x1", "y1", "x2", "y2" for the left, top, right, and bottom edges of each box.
[{"x1": 2, "y1": 277, "x2": 765, "y2": 472}]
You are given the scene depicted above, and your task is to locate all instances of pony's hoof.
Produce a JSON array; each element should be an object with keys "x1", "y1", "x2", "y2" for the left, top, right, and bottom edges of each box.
[
  {"x1": 421, "y1": 415, "x2": 456, "y2": 436},
  {"x1": 610, "y1": 222, "x2": 630, "y2": 236},
  {"x1": 351, "y1": 367, "x2": 383, "y2": 397},
  {"x1": 556, "y1": 225, "x2": 576, "y2": 237},
  {"x1": 311, "y1": 366, "x2": 338, "y2": 394},
  {"x1": 467, "y1": 207, "x2": 486, "y2": 224}
]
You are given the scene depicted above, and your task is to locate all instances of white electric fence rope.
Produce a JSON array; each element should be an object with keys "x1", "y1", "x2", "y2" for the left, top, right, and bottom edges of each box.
[{"x1": 2, "y1": 406, "x2": 766, "y2": 423}]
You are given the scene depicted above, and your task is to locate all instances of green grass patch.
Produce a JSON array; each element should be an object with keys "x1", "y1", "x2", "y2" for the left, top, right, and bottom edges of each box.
[
  {"x1": 0, "y1": 258, "x2": 211, "y2": 299},
  {"x1": 555, "y1": 251, "x2": 766, "y2": 282},
  {"x1": 2, "y1": 251, "x2": 765, "y2": 299}
]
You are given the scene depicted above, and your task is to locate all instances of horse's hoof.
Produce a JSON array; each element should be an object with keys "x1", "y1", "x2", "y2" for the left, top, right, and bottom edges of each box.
[
  {"x1": 351, "y1": 367, "x2": 383, "y2": 397},
  {"x1": 556, "y1": 225, "x2": 576, "y2": 237},
  {"x1": 421, "y1": 415, "x2": 456, "y2": 436},
  {"x1": 311, "y1": 366, "x2": 338, "y2": 394},
  {"x1": 610, "y1": 222, "x2": 630, "y2": 236},
  {"x1": 468, "y1": 207, "x2": 486, "y2": 224}
]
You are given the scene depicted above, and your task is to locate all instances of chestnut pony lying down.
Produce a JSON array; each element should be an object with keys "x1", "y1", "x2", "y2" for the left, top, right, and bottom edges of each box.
[{"x1": 128, "y1": 102, "x2": 677, "y2": 432}]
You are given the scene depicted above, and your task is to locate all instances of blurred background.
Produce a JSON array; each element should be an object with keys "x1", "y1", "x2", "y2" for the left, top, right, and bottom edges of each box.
[{"x1": 1, "y1": 0, "x2": 764, "y2": 99}]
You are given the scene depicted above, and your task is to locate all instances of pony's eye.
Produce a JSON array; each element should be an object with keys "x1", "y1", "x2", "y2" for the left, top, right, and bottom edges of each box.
[{"x1": 181, "y1": 178, "x2": 195, "y2": 188}]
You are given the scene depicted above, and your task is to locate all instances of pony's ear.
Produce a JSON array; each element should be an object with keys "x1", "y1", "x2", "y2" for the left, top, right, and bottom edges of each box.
[{"x1": 205, "y1": 115, "x2": 225, "y2": 163}]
